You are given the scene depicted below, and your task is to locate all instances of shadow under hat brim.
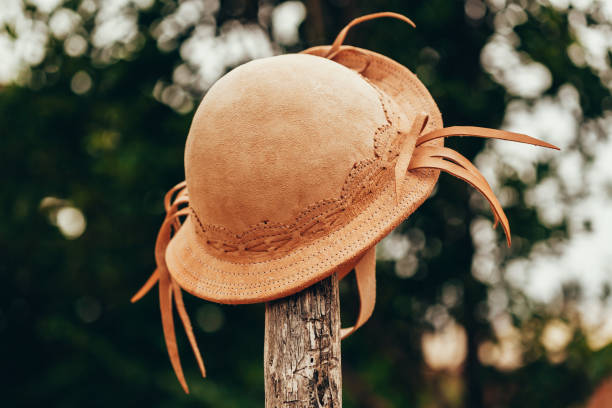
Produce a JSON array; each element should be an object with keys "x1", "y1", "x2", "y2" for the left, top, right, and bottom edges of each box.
[{"x1": 166, "y1": 45, "x2": 443, "y2": 305}]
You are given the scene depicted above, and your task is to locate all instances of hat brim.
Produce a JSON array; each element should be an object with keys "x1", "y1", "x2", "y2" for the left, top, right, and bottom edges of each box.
[{"x1": 166, "y1": 45, "x2": 443, "y2": 304}]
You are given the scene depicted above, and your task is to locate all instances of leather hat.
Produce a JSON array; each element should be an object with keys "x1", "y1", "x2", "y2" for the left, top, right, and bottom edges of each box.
[{"x1": 132, "y1": 13, "x2": 558, "y2": 392}]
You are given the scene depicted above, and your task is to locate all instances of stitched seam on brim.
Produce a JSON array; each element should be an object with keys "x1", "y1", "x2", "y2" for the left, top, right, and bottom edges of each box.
[{"x1": 171, "y1": 171, "x2": 431, "y2": 295}]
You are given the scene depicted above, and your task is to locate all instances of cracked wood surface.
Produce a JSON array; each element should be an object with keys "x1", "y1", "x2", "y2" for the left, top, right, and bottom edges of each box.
[{"x1": 264, "y1": 274, "x2": 342, "y2": 407}]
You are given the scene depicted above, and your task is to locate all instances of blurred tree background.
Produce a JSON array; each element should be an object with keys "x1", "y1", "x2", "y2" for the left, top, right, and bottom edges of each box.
[{"x1": 1, "y1": 0, "x2": 612, "y2": 407}]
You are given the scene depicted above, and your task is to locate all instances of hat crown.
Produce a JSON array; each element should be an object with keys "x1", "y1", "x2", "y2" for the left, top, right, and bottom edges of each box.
[{"x1": 185, "y1": 53, "x2": 391, "y2": 233}]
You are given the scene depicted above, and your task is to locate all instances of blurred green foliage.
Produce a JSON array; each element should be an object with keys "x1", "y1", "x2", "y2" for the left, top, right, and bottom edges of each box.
[{"x1": 1, "y1": 0, "x2": 611, "y2": 407}]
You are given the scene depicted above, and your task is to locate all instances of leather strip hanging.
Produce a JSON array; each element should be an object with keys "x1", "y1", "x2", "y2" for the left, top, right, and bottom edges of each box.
[
  {"x1": 131, "y1": 181, "x2": 205, "y2": 394},
  {"x1": 340, "y1": 246, "x2": 377, "y2": 339}
]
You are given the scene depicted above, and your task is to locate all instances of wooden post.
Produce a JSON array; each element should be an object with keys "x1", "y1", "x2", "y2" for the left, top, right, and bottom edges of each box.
[{"x1": 264, "y1": 273, "x2": 342, "y2": 407}]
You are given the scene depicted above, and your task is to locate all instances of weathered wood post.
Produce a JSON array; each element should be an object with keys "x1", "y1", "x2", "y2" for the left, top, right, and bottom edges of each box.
[{"x1": 264, "y1": 273, "x2": 342, "y2": 407}]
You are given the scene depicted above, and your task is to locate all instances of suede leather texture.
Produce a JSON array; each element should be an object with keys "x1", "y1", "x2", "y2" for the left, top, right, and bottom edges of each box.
[
  {"x1": 165, "y1": 46, "x2": 444, "y2": 304},
  {"x1": 185, "y1": 54, "x2": 387, "y2": 232}
]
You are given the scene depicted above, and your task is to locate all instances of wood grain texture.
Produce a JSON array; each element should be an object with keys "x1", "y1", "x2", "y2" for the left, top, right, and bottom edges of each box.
[{"x1": 264, "y1": 274, "x2": 342, "y2": 408}]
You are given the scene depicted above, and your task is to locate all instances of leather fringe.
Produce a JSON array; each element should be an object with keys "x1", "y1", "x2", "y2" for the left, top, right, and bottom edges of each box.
[{"x1": 131, "y1": 181, "x2": 205, "y2": 393}]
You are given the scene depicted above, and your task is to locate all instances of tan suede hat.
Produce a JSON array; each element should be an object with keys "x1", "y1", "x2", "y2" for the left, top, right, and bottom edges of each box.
[{"x1": 132, "y1": 13, "x2": 558, "y2": 392}]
